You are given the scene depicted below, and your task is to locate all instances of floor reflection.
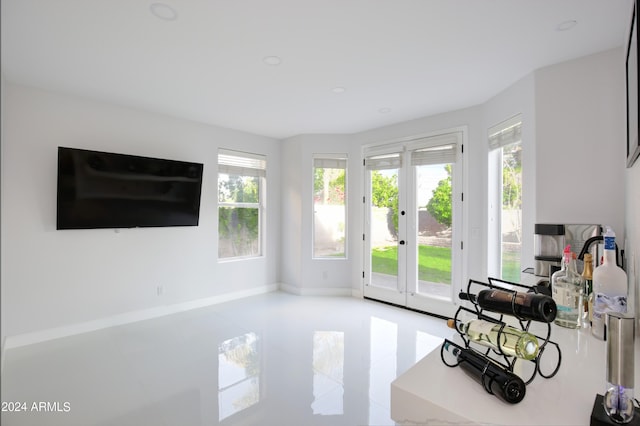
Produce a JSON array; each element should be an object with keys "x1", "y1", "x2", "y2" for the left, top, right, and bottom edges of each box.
[
  {"x1": 312, "y1": 331, "x2": 344, "y2": 416},
  {"x1": 0, "y1": 292, "x2": 454, "y2": 426},
  {"x1": 369, "y1": 316, "x2": 398, "y2": 421},
  {"x1": 218, "y1": 332, "x2": 260, "y2": 421}
]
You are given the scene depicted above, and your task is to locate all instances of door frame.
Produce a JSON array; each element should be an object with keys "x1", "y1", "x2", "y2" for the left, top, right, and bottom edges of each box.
[{"x1": 362, "y1": 129, "x2": 466, "y2": 318}]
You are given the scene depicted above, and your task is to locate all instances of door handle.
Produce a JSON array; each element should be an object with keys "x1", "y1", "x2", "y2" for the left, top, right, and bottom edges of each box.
[{"x1": 399, "y1": 240, "x2": 405, "y2": 245}]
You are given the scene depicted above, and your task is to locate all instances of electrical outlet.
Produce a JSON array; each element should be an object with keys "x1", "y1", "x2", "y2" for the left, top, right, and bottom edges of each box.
[{"x1": 157, "y1": 285, "x2": 163, "y2": 296}]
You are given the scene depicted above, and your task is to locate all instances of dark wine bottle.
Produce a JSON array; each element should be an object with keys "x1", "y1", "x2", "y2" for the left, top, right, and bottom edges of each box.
[
  {"x1": 444, "y1": 341, "x2": 526, "y2": 404},
  {"x1": 459, "y1": 288, "x2": 557, "y2": 323}
]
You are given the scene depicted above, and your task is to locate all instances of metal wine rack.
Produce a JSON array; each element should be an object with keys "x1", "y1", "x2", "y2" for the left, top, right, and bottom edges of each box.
[{"x1": 441, "y1": 277, "x2": 562, "y2": 386}]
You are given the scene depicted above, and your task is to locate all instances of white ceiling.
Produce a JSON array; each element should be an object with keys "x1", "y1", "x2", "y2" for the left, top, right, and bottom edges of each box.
[{"x1": 1, "y1": 0, "x2": 634, "y2": 139}]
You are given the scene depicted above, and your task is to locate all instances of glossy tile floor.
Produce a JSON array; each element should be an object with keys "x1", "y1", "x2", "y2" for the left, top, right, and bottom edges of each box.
[{"x1": 1, "y1": 292, "x2": 454, "y2": 426}]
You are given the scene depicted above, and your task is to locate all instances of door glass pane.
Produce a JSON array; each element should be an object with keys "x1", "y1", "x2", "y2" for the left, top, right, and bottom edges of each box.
[
  {"x1": 415, "y1": 163, "x2": 452, "y2": 297},
  {"x1": 501, "y1": 142, "x2": 522, "y2": 282},
  {"x1": 369, "y1": 169, "x2": 399, "y2": 290}
]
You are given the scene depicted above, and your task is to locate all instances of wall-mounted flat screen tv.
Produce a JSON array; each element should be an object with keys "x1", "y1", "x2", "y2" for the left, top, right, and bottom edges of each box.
[{"x1": 57, "y1": 147, "x2": 204, "y2": 230}]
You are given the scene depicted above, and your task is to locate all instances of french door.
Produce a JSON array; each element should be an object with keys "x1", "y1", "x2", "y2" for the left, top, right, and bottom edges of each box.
[{"x1": 363, "y1": 132, "x2": 463, "y2": 318}]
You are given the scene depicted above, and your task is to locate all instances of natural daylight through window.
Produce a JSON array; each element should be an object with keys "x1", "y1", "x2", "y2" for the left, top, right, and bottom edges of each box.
[{"x1": 218, "y1": 149, "x2": 266, "y2": 259}]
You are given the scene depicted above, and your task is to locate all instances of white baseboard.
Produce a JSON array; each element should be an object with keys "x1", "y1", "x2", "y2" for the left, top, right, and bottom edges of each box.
[
  {"x1": 280, "y1": 283, "x2": 355, "y2": 297},
  {"x1": 4, "y1": 284, "x2": 278, "y2": 350}
]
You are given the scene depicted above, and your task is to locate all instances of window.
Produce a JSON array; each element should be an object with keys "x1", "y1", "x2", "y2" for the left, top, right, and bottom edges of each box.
[
  {"x1": 488, "y1": 115, "x2": 522, "y2": 282},
  {"x1": 313, "y1": 156, "x2": 347, "y2": 258},
  {"x1": 218, "y1": 149, "x2": 266, "y2": 259}
]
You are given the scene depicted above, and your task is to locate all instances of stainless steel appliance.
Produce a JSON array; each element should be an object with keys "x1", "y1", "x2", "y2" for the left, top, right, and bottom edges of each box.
[{"x1": 534, "y1": 223, "x2": 601, "y2": 277}]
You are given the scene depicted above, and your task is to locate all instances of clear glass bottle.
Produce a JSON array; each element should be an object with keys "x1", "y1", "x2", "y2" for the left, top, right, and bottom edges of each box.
[
  {"x1": 552, "y1": 246, "x2": 584, "y2": 329},
  {"x1": 592, "y1": 227, "x2": 628, "y2": 340},
  {"x1": 582, "y1": 253, "x2": 594, "y2": 325},
  {"x1": 447, "y1": 318, "x2": 540, "y2": 360},
  {"x1": 551, "y1": 244, "x2": 570, "y2": 288},
  {"x1": 551, "y1": 245, "x2": 569, "y2": 319}
]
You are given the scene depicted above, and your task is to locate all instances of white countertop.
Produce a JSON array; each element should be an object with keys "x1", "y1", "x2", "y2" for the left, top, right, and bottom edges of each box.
[{"x1": 391, "y1": 323, "x2": 640, "y2": 426}]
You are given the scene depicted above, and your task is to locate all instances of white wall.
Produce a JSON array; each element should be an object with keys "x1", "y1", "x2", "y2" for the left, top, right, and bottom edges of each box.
[
  {"x1": 1, "y1": 84, "x2": 281, "y2": 343},
  {"x1": 625, "y1": 162, "x2": 640, "y2": 332},
  {"x1": 623, "y1": 0, "x2": 640, "y2": 336},
  {"x1": 281, "y1": 48, "x2": 627, "y2": 299},
  {"x1": 280, "y1": 134, "x2": 358, "y2": 296},
  {"x1": 623, "y1": 0, "x2": 640, "y2": 327},
  {"x1": 483, "y1": 74, "x2": 536, "y2": 274},
  {"x1": 534, "y1": 48, "x2": 626, "y2": 239},
  {"x1": 2, "y1": 46, "x2": 633, "y2": 346},
  {"x1": 1, "y1": 72, "x2": 6, "y2": 358},
  {"x1": 280, "y1": 137, "x2": 303, "y2": 290},
  {"x1": 280, "y1": 107, "x2": 487, "y2": 296}
]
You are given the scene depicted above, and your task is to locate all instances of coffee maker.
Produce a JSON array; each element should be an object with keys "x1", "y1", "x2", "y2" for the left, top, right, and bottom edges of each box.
[{"x1": 534, "y1": 224, "x2": 601, "y2": 277}]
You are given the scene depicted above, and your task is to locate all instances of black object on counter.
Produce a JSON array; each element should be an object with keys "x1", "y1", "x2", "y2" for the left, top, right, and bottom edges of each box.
[
  {"x1": 443, "y1": 341, "x2": 526, "y2": 404},
  {"x1": 459, "y1": 288, "x2": 557, "y2": 323},
  {"x1": 590, "y1": 394, "x2": 640, "y2": 426},
  {"x1": 528, "y1": 280, "x2": 552, "y2": 297},
  {"x1": 578, "y1": 235, "x2": 622, "y2": 268}
]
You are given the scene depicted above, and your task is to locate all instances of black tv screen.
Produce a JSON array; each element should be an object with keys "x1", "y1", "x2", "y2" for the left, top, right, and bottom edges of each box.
[{"x1": 57, "y1": 147, "x2": 204, "y2": 230}]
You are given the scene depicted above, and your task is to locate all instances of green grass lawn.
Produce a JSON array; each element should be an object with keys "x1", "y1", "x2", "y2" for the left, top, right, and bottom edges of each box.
[
  {"x1": 501, "y1": 250, "x2": 521, "y2": 282},
  {"x1": 372, "y1": 244, "x2": 521, "y2": 284},
  {"x1": 372, "y1": 245, "x2": 452, "y2": 284}
]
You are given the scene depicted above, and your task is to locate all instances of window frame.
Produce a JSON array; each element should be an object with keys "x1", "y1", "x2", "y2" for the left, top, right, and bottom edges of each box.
[
  {"x1": 362, "y1": 130, "x2": 464, "y2": 318},
  {"x1": 487, "y1": 115, "x2": 523, "y2": 281}
]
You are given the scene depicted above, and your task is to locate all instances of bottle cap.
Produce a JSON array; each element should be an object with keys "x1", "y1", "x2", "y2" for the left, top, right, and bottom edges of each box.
[
  {"x1": 603, "y1": 227, "x2": 616, "y2": 251},
  {"x1": 524, "y1": 341, "x2": 536, "y2": 356},
  {"x1": 534, "y1": 295, "x2": 557, "y2": 322},
  {"x1": 604, "y1": 226, "x2": 615, "y2": 238}
]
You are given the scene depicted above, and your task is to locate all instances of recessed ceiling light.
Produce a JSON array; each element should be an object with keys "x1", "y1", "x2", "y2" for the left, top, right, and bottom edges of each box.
[
  {"x1": 150, "y1": 3, "x2": 178, "y2": 21},
  {"x1": 263, "y1": 56, "x2": 282, "y2": 66},
  {"x1": 332, "y1": 87, "x2": 346, "y2": 94},
  {"x1": 556, "y1": 20, "x2": 577, "y2": 31},
  {"x1": 378, "y1": 107, "x2": 392, "y2": 114}
]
